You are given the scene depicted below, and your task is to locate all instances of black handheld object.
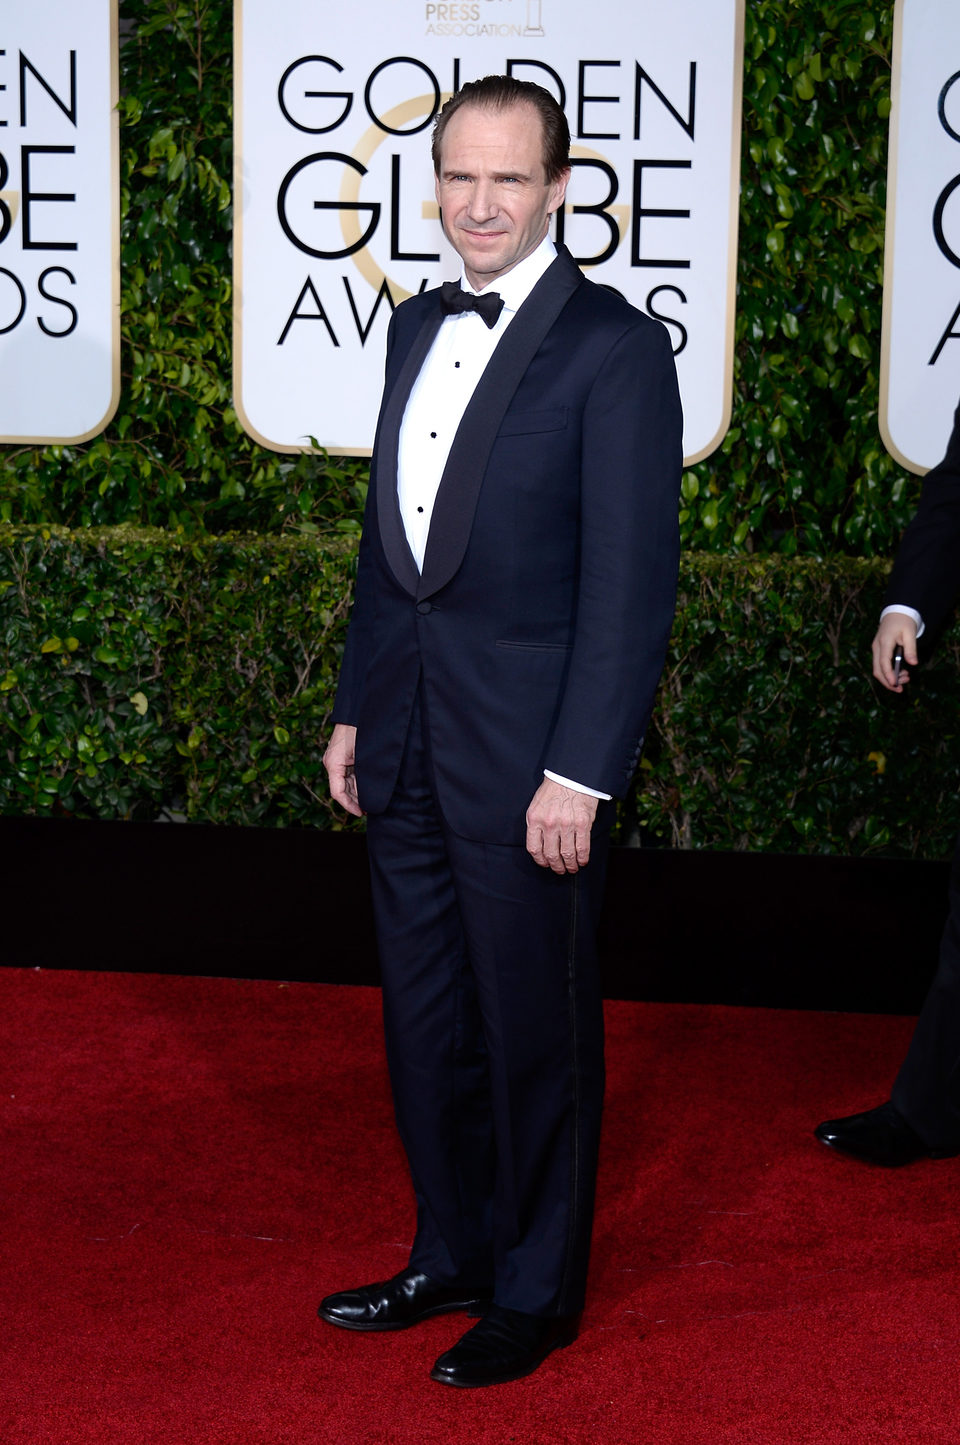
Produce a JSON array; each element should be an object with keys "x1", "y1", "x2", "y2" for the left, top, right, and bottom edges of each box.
[{"x1": 893, "y1": 644, "x2": 904, "y2": 686}]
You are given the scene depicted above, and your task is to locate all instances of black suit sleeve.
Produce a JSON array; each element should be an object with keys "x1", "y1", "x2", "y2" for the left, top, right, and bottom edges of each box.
[
  {"x1": 543, "y1": 316, "x2": 682, "y2": 796},
  {"x1": 885, "y1": 397, "x2": 960, "y2": 633},
  {"x1": 331, "y1": 315, "x2": 400, "y2": 726}
]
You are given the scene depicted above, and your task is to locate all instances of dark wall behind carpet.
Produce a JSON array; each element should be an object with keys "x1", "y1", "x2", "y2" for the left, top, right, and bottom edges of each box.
[
  {"x1": 4, "y1": 535, "x2": 959, "y2": 857},
  {"x1": 0, "y1": 814, "x2": 949, "y2": 1014}
]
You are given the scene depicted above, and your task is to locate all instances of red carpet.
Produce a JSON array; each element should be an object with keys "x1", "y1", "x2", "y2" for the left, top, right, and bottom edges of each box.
[{"x1": 2, "y1": 969, "x2": 958, "y2": 1443}]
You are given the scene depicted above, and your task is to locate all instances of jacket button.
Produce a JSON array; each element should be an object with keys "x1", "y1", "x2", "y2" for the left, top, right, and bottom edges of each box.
[{"x1": 416, "y1": 600, "x2": 433, "y2": 615}]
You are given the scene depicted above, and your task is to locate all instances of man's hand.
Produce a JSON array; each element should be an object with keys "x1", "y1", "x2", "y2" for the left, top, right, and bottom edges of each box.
[
  {"x1": 323, "y1": 723, "x2": 363, "y2": 817},
  {"x1": 525, "y1": 778, "x2": 599, "y2": 873},
  {"x1": 872, "y1": 611, "x2": 918, "y2": 693}
]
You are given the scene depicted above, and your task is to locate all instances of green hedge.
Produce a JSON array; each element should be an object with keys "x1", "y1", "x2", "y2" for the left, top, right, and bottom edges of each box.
[
  {"x1": 0, "y1": 0, "x2": 918, "y2": 558},
  {"x1": 0, "y1": 526, "x2": 354, "y2": 827},
  {"x1": 632, "y1": 558, "x2": 960, "y2": 857},
  {"x1": 3, "y1": 529, "x2": 958, "y2": 856}
]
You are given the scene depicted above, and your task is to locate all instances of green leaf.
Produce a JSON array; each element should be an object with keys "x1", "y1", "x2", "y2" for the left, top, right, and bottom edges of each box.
[{"x1": 766, "y1": 136, "x2": 787, "y2": 167}]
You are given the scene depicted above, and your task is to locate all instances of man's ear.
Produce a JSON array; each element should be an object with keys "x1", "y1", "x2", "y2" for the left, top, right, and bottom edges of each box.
[{"x1": 549, "y1": 166, "x2": 571, "y2": 216}]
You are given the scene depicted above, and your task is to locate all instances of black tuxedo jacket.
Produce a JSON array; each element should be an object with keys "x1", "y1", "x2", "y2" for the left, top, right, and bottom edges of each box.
[
  {"x1": 886, "y1": 396, "x2": 960, "y2": 635},
  {"x1": 333, "y1": 246, "x2": 682, "y2": 845}
]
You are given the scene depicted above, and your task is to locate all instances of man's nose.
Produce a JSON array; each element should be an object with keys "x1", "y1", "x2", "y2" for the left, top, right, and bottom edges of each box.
[{"x1": 467, "y1": 180, "x2": 498, "y2": 221}]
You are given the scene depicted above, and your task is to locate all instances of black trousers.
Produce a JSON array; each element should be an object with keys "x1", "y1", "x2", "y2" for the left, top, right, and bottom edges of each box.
[
  {"x1": 365, "y1": 691, "x2": 611, "y2": 1317},
  {"x1": 893, "y1": 832, "x2": 960, "y2": 1150}
]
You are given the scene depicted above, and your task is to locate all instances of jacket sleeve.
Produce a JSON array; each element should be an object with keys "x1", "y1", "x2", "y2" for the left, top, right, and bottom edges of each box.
[
  {"x1": 543, "y1": 316, "x2": 682, "y2": 797},
  {"x1": 885, "y1": 396, "x2": 960, "y2": 635},
  {"x1": 330, "y1": 315, "x2": 399, "y2": 725}
]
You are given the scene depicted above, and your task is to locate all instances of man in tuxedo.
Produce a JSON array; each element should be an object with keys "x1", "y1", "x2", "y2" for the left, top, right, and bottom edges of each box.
[
  {"x1": 320, "y1": 75, "x2": 681, "y2": 1385},
  {"x1": 816, "y1": 394, "x2": 960, "y2": 1165}
]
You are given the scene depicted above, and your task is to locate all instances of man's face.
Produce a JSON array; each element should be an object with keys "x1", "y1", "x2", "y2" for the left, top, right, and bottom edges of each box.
[{"x1": 434, "y1": 102, "x2": 569, "y2": 291}]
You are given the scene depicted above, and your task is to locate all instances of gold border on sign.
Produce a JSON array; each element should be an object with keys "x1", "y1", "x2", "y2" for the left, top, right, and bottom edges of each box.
[
  {"x1": 682, "y1": 0, "x2": 745, "y2": 467},
  {"x1": 230, "y1": 0, "x2": 284, "y2": 452},
  {"x1": 0, "y1": 0, "x2": 122, "y2": 446},
  {"x1": 878, "y1": 0, "x2": 926, "y2": 475},
  {"x1": 232, "y1": 17, "x2": 379, "y2": 458}
]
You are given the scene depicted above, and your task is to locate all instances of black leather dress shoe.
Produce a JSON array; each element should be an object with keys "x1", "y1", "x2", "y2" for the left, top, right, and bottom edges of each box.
[
  {"x1": 318, "y1": 1268, "x2": 491, "y2": 1332},
  {"x1": 430, "y1": 1304, "x2": 579, "y2": 1387},
  {"x1": 814, "y1": 1101, "x2": 955, "y2": 1166}
]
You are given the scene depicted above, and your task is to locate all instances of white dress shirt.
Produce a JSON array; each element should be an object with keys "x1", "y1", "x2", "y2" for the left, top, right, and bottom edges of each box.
[
  {"x1": 880, "y1": 604, "x2": 924, "y2": 637},
  {"x1": 397, "y1": 237, "x2": 610, "y2": 801}
]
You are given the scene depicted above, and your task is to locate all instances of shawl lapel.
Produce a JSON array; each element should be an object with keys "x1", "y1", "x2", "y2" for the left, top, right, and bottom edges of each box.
[{"x1": 418, "y1": 248, "x2": 583, "y2": 601}]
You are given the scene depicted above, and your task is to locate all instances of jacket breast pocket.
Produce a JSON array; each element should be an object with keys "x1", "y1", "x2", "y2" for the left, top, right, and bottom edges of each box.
[
  {"x1": 495, "y1": 640, "x2": 572, "y2": 653},
  {"x1": 496, "y1": 407, "x2": 567, "y2": 438}
]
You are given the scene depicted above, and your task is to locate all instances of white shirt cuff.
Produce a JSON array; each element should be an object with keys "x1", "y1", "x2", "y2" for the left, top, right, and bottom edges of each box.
[
  {"x1": 880, "y1": 604, "x2": 924, "y2": 638},
  {"x1": 543, "y1": 770, "x2": 612, "y2": 801}
]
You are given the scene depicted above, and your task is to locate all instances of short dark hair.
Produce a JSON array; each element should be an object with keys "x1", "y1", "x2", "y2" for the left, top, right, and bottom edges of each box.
[{"x1": 432, "y1": 75, "x2": 570, "y2": 183}]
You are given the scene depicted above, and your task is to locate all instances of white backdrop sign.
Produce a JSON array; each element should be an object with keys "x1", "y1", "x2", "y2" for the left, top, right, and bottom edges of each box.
[
  {"x1": 0, "y1": 0, "x2": 119, "y2": 445},
  {"x1": 881, "y1": 0, "x2": 960, "y2": 472},
  {"x1": 235, "y1": 0, "x2": 744, "y2": 461}
]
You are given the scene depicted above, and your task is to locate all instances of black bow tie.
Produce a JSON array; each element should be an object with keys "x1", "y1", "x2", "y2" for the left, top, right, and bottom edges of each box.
[{"x1": 440, "y1": 281, "x2": 504, "y2": 329}]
